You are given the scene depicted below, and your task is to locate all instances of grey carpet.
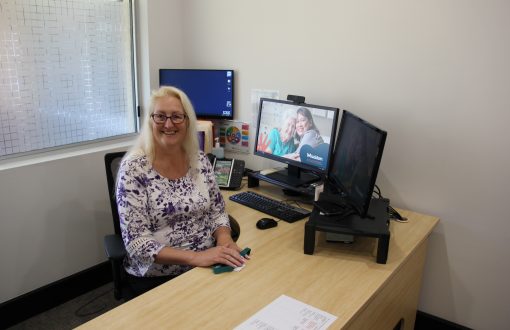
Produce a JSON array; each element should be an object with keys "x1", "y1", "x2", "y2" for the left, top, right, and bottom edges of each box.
[{"x1": 8, "y1": 283, "x2": 124, "y2": 329}]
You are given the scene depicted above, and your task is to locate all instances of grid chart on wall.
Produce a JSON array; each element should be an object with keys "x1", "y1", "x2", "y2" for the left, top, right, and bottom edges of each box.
[{"x1": 0, "y1": 0, "x2": 136, "y2": 158}]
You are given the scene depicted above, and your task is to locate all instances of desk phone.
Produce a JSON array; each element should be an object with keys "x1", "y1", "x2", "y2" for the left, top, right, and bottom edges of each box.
[{"x1": 207, "y1": 154, "x2": 245, "y2": 190}]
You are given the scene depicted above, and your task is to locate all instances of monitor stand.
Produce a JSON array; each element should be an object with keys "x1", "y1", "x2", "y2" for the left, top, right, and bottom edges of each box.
[
  {"x1": 247, "y1": 166, "x2": 320, "y2": 198},
  {"x1": 264, "y1": 165, "x2": 319, "y2": 187},
  {"x1": 304, "y1": 197, "x2": 390, "y2": 264}
]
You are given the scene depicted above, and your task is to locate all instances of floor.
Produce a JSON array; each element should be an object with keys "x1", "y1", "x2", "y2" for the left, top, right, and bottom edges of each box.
[{"x1": 7, "y1": 283, "x2": 124, "y2": 329}]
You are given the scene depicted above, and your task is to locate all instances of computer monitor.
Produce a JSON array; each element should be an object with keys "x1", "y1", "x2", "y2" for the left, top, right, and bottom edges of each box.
[
  {"x1": 254, "y1": 98, "x2": 339, "y2": 187},
  {"x1": 159, "y1": 69, "x2": 234, "y2": 119},
  {"x1": 327, "y1": 110, "x2": 387, "y2": 217}
]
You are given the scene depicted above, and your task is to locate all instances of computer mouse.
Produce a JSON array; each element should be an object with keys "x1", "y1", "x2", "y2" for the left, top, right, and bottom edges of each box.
[{"x1": 256, "y1": 218, "x2": 278, "y2": 230}]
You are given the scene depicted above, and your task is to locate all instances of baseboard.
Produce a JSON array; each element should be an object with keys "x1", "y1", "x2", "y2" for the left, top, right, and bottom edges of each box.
[
  {"x1": 415, "y1": 310, "x2": 472, "y2": 330},
  {"x1": 0, "y1": 261, "x2": 111, "y2": 329}
]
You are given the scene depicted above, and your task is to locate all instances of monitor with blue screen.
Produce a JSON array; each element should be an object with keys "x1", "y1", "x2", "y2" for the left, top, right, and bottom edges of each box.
[{"x1": 159, "y1": 69, "x2": 234, "y2": 119}]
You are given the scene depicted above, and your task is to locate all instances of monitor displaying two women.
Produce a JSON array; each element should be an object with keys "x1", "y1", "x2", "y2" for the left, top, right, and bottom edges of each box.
[{"x1": 254, "y1": 98, "x2": 339, "y2": 180}]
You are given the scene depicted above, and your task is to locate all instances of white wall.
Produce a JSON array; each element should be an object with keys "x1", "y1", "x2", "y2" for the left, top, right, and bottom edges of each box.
[
  {"x1": 0, "y1": 140, "x2": 132, "y2": 302},
  {"x1": 1, "y1": 1, "x2": 509, "y2": 329},
  {"x1": 176, "y1": 1, "x2": 508, "y2": 329},
  {"x1": 139, "y1": 0, "x2": 184, "y2": 108}
]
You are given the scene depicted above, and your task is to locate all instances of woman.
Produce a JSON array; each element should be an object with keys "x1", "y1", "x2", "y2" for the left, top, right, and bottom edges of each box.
[
  {"x1": 295, "y1": 107, "x2": 323, "y2": 152},
  {"x1": 116, "y1": 86, "x2": 246, "y2": 296},
  {"x1": 257, "y1": 111, "x2": 297, "y2": 156},
  {"x1": 284, "y1": 107, "x2": 323, "y2": 160}
]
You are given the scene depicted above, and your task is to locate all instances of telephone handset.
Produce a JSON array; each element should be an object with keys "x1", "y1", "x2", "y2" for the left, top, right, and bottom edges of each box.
[{"x1": 207, "y1": 153, "x2": 245, "y2": 190}]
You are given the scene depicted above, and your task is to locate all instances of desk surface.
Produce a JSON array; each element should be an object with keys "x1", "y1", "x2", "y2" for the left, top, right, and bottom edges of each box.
[{"x1": 79, "y1": 183, "x2": 438, "y2": 329}]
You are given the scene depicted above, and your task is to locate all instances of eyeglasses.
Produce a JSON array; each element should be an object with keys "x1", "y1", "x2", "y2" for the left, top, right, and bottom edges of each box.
[{"x1": 151, "y1": 113, "x2": 187, "y2": 124}]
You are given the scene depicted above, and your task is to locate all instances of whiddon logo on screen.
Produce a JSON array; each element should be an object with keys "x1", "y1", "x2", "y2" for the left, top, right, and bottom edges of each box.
[{"x1": 299, "y1": 144, "x2": 329, "y2": 169}]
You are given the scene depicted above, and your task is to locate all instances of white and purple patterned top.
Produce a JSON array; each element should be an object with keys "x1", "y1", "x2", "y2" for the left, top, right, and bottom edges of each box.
[{"x1": 116, "y1": 151, "x2": 230, "y2": 277}]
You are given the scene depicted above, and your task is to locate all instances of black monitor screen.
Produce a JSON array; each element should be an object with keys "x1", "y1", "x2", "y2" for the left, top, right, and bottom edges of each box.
[
  {"x1": 254, "y1": 98, "x2": 339, "y2": 187},
  {"x1": 159, "y1": 69, "x2": 234, "y2": 119},
  {"x1": 328, "y1": 110, "x2": 387, "y2": 217}
]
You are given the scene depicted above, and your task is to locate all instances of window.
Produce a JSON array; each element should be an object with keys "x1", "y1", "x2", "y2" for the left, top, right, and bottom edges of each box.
[{"x1": 0, "y1": 0, "x2": 137, "y2": 159}]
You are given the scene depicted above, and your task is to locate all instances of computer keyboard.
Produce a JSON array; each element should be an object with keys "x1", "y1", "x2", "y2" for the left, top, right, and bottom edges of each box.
[{"x1": 229, "y1": 191, "x2": 311, "y2": 223}]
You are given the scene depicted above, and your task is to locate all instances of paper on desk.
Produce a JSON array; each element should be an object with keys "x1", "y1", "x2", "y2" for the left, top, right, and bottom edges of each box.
[
  {"x1": 233, "y1": 264, "x2": 245, "y2": 272},
  {"x1": 234, "y1": 294, "x2": 337, "y2": 330}
]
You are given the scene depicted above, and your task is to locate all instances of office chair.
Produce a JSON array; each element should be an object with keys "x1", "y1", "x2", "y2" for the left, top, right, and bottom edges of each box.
[{"x1": 103, "y1": 151, "x2": 241, "y2": 300}]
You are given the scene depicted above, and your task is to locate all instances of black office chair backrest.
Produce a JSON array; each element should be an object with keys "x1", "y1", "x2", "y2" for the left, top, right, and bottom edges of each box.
[{"x1": 104, "y1": 151, "x2": 126, "y2": 236}]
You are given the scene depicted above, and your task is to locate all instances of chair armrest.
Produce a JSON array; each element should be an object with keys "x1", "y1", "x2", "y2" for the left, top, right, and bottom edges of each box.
[
  {"x1": 229, "y1": 215, "x2": 240, "y2": 242},
  {"x1": 104, "y1": 234, "x2": 127, "y2": 260}
]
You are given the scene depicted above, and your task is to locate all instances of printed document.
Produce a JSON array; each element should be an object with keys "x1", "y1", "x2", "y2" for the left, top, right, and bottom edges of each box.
[{"x1": 234, "y1": 294, "x2": 337, "y2": 330}]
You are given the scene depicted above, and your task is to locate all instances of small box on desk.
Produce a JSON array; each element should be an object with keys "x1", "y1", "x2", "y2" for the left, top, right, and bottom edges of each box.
[
  {"x1": 304, "y1": 197, "x2": 391, "y2": 264},
  {"x1": 197, "y1": 120, "x2": 214, "y2": 153}
]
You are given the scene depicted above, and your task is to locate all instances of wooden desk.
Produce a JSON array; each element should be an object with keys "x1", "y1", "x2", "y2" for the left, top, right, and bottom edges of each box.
[{"x1": 79, "y1": 183, "x2": 438, "y2": 329}]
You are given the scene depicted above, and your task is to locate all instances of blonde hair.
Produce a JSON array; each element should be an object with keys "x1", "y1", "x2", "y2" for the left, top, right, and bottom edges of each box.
[
  {"x1": 127, "y1": 86, "x2": 199, "y2": 171},
  {"x1": 282, "y1": 109, "x2": 297, "y2": 128}
]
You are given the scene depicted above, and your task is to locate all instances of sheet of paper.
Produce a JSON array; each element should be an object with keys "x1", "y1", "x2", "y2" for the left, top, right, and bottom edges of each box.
[
  {"x1": 250, "y1": 89, "x2": 279, "y2": 129},
  {"x1": 234, "y1": 294, "x2": 337, "y2": 330},
  {"x1": 218, "y1": 120, "x2": 250, "y2": 153},
  {"x1": 233, "y1": 264, "x2": 245, "y2": 272}
]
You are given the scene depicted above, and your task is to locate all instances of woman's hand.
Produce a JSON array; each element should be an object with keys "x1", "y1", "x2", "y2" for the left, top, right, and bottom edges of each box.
[
  {"x1": 257, "y1": 133, "x2": 272, "y2": 153},
  {"x1": 217, "y1": 240, "x2": 240, "y2": 251},
  {"x1": 191, "y1": 246, "x2": 246, "y2": 268}
]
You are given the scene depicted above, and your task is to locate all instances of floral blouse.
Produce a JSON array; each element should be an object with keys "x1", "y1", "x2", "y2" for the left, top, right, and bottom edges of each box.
[{"x1": 116, "y1": 151, "x2": 230, "y2": 277}]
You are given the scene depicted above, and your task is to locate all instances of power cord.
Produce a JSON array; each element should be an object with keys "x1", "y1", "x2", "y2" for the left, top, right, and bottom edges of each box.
[
  {"x1": 373, "y1": 184, "x2": 408, "y2": 222},
  {"x1": 373, "y1": 185, "x2": 382, "y2": 199},
  {"x1": 388, "y1": 205, "x2": 408, "y2": 222},
  {"x1": 74, "y1": 288, "x2": 114, "y2": 317}
]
